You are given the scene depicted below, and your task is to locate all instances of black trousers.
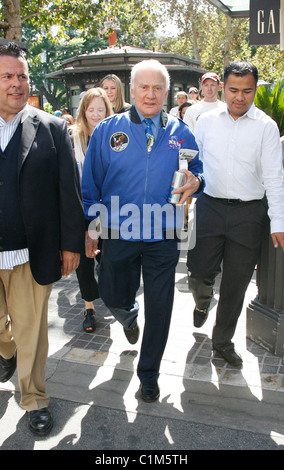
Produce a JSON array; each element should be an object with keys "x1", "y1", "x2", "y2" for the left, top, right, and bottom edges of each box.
[
  {"x1": 98, "y1": 238, "x2": 180, "y2": 383},
  {"x1": 187, "y1": 193, "x2": 267, "y2": 350},
  {"x1": 76, "y1": 252, "x2": 99, "y2": 302}
]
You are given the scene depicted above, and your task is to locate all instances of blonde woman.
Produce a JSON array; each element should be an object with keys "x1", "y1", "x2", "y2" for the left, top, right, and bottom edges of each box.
[
  {"x1": 70, "y1": 87, "x2": 113, "y2": 332},
  {"x1": 100, "y1": 74, "x2": 131, "y2": 114}
]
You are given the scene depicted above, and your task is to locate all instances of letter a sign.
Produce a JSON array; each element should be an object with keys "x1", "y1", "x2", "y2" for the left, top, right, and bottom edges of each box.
[{"x1": 249, "y1": 0, "x2": 281, "y2": 45}]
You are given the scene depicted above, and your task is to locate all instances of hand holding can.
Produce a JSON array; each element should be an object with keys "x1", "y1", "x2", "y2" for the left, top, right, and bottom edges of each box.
[
  {"x1": 168, "y1": 171, "x2": 186, "y2": 204},
  {"x1": 169, "y1": 169, "x2": 201, "y2": 205}
]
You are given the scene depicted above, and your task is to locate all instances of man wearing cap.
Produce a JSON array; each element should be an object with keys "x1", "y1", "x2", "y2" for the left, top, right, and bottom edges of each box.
[
  {"x1": 184, "y1": 72, "x2": 225, "y2": 132},
  {"x1": 169, "y1": 90, "x2": 188, "y2": 117},
  {"x1": 188, "y1": 87, "x2": 199, "y2": 102}
]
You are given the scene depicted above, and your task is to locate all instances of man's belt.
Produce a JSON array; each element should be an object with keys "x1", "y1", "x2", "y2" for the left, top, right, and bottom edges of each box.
[{"x1": 204, "y1": 194, "x2": 261, "y2": 205}]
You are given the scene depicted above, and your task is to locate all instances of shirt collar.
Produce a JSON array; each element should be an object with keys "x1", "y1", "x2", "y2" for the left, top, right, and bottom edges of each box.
[
  {"x1": 135, "y1": 107, "x2": 161, "y2": 129},
  {"x1": 224, "y1": 102, "x2": 257, "y2": 121}
]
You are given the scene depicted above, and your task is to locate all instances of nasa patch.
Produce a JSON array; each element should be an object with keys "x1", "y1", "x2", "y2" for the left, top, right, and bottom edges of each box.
[{"x1": 110, "y1": 132, "x2": 129, "y2": 152}]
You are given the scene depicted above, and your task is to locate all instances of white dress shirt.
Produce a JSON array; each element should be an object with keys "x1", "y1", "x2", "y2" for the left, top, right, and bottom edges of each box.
[
  {"x1": 183, "y1": 99, "x2": 226, "y2": 132},
  {"x1": 195, "y1": 103, "x2": 284, "y2": 234},
  {"x1": 0, "y1": 106, "x2": 29, "y2": 269}
]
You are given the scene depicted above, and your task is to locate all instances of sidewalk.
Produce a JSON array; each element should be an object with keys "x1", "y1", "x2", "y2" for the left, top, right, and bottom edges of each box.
[{"x1": 1, "y1": 251, "x2": 284, "y2": 450}]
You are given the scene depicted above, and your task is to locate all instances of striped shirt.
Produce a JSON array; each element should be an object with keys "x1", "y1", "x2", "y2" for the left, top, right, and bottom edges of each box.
[{"x1": 0, "y1": 106, "x2": 29, "y2": 269}]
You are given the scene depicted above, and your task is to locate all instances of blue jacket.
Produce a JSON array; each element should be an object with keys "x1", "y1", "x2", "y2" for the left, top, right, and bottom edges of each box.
[{"x1": 82, "y1": 106, "x2": 204, "y2": 241}]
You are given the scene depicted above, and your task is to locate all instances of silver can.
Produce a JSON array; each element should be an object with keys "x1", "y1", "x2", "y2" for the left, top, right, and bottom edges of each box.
[{"x1": 168, "y1": 171, "x2": 186, "y2": 204}]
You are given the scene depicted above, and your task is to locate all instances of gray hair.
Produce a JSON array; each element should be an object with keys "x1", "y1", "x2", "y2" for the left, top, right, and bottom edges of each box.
[{"x1": 130, "y1": 59, "x2": 170, "y2": 91}]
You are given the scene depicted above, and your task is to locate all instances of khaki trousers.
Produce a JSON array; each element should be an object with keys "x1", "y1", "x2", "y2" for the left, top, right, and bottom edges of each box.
[{"x1": 0, "y1": 262, "x2": 52, "y2": 411}]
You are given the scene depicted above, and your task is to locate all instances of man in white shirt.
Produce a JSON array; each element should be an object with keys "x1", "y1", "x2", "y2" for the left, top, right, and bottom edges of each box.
[
  {"x1": 186, "y1": 61, "x2": 284, "y2": 366},
  {"x1": 169, "y1": 90, "x2": 188, "y2": 117},
  {"x1": 183, "y1": 72, "x2": 226, "y2": 132}
]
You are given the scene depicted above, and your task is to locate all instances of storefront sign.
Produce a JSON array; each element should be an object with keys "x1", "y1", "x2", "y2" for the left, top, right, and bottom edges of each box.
[
  {"x1": 28, "y1": 95, "x2": 41, "y2": 109},
  {"x1": 249, "y1": 0, "x2": 280, "y2": 45}
]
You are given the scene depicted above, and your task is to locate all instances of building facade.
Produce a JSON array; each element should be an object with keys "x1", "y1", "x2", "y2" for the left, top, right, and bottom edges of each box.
[{"x1": 46, "y1": 46, "x2": 206, "y2": 116}]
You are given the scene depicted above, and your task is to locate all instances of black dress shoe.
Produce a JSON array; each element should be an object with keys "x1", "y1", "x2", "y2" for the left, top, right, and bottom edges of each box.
[
  {"x1": 123, "y1": 323, "x2": 140, "y2": 344},
  {"x1": 213, "y1": 348, "x2": 243, "y2": 367},
  {"x1": 27, "y1": 408, "x2": 53, "y2": 436},
  {"x1": 139, "y1": 383, "x2": 160, "y2": 403},
  {"x1": 193, "y1": 308, "x2": 209, "y2": 328},
  {"x1": 0, "y1": 353, "x2": 17, "y2": 383}
]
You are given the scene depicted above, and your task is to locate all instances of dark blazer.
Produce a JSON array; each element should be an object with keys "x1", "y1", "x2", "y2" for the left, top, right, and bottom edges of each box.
[{"x1": 18, "y1": 105, "x2": 85, "y2": 285}]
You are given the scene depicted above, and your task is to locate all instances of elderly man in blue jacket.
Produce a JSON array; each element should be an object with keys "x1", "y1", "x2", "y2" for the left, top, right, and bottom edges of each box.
[{"x1": 82, "y1": 59, "x2": 203, "y2": 402}]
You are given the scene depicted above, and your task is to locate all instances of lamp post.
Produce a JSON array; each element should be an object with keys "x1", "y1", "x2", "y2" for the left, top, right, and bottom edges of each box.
[{"x1": 247, "y1": 144, "x2": 284, "y2": 356}]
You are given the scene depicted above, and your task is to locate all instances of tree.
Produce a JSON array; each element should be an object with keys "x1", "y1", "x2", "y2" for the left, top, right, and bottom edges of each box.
[
  {"x1": 0, "y1": 1, "x2": 157, "y2": 109},
  {"x1": 155, "y1": 0, "x2": 283, "y2": 83},
  {"x1": 0, "y1": 0, "x2": 106, "y2": 41},
  {"x1": 0, "y1": 0, "x2": 157, "y2": 43}
]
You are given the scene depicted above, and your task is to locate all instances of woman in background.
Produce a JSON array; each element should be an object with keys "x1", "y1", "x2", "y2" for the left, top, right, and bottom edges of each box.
[
  {"x1": 179, "y1": 101, "x2": 193, "y2": 120},
  {"x1": 62, "y1": 113, "x2": 75, "y2": 127},
  {"x1": 70, "y1": 88, "x2": 113, "y2": 332},
  {"x1": 100, "y1": 74, "x2": 131, "y2": 114}
]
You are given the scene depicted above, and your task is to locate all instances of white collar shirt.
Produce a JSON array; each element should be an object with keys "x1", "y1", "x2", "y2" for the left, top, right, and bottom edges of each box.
[
  {"x1": 195, "y1": 103, "x2": 284, "y2": 233},
  {"x1": 0, "y1": 105, "x2": 29, "y2": 151}
]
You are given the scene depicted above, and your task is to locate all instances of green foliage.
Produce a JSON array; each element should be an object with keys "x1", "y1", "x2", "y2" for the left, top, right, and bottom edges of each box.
[
  {"x1": 254, "y1": 81, "x2": 284, "y2": 136},
  {"x1": 1, "y1": 0, "x2": 283, "y2": 111},
  {"x1": 23, "y1": 24, "x2": 108, "y2": 110},
  {"x1": 155, "y1": 0, "x2": 283, "y2": 84},
  {"x1": 0, "y1": 1, "x2": 157, "y2": 109},
  {"x1": 43, "y1": 103, "x2": 53, "y2": 114}
]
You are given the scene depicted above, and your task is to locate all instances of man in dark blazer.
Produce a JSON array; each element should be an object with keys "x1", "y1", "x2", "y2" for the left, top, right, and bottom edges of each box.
[{"x1": 0, "y1": 42, "x2": 85, "y2": 435}]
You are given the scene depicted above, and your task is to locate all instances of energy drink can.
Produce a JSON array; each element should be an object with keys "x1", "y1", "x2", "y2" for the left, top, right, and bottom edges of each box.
[{"x1": 168, "y1": 171, "x2": 186, "y2": 204}]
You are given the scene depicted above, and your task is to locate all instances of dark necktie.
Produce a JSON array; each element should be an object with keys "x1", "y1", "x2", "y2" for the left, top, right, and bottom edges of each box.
[{"x1": 143, "y1": 118, "x2": 154, "y2": 152}]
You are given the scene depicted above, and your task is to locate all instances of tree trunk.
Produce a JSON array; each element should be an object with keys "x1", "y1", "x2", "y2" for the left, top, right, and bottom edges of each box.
[
  {"x1": 187, "y1": 1, "x2": 201, "y2": 62},
  {"x1": 224, "y1": 16, "x2": 232, "y2": 67},
  {"x1": 3, "y1": 0, "x2": 22, "y2": 41}
]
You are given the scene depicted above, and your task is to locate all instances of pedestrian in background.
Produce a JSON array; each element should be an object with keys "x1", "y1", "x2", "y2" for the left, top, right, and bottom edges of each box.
[
  {"x1": 70, "y1": 87, "x2": 113, "y2": 332},
  {"x1": 100, "y1": 73, "x2": 131, "y2": 114},
  {"x1": 169, "y1": 90, "x2": 188, "y2": 117},
  {"x1": 188, "y1": 86, "x2": 199, "y2": 102},
  {"x1": 184, "y1": 72, "x2": 225, "y2": 132}
]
